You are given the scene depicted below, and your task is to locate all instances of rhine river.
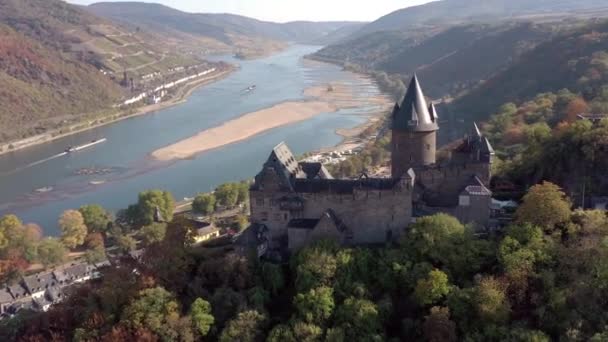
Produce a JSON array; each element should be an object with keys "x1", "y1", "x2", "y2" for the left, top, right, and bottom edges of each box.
[{"x1": 0, "y1": 45, "x2": 387, "y2": 235}]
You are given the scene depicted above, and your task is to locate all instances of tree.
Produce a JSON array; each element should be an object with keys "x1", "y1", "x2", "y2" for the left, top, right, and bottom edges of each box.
[
  {"x1": 516, "y1": 181, "x2": 572, "y2": 232},
  {"x1": 116, "y1": 235, "x2": 137, "y2": 254},
  {"x1": 140, "y1": 223, "x2": 167, "y2": 245},
  {"x1": 414, "y1": 269, "x2": 452, "y2": 306},
  {"x1": 190, "y1": 298, "x2": 214, "y2": 337},
  {"x1": 565, "y1": 97, "x2": 589, "y2": 122},
  {"x1": 423, "y1": 307, "x2": 457, "y2": 342},
  {"x1": 136, "y1": 190, "x2": 175, "y2": 226},
  {"x1": 334, "y1": 297, "x2": 382, "y2": 339},
  {"x1": 79, "y1": 204, "x2": 112, "y2": 234},
  {"x1": 293, "y1": 286, "x2": 335, "y2": 325},
  {"x1": 59, "y1": 210, "x2": 88, "y2": 249},
  {"x1": 219, "y1": 310, "x2": 266, "y2": 342},
  {"x1": 37, "y1": 238, "x2": 67, "y2": 267},
  {"x1": 293, "y1": 241, "x2": 338, "y2": 292},
  {"x1": 234, "y1": 214, "x2": 249, "y2": 232},
  {"x1": 121, "y1": 287, "x2": 191, "y2": 341},
  {"x1": 85, "y1": 246, "x2": 107, "y2": 264},
  {"x1": 85, "y1": 233, "x2": 105, "y2": 250},
  {"x1": 0, "y1": 214, "x2": 22, "y2": 248},
  {"x1": 260, "y1": 262, "x2": 285, "y2": 295},
  {"x1": 192, "y1": 194, "x2": 216, "y2": 215},
  {"x1": 475, "y1": 277, "x2": 510, "y2": 324},
  {"x1": 215, "y1": 183, "x2": 239, "y2": 208}
]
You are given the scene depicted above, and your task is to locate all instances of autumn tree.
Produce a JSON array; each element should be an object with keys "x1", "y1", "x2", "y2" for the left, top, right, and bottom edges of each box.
[
  {"x1": 475, "y1": 277, "x2": 510, "y2": 324},
  {"x1": 116, "y1": 235, "x2": 137, "y2": 254},
  {"x1": 121, "y1": 287, "x2": 192, "y2": 341},
  {"x1": 59, "y1": 210, "x2": 88, "y2": 249},
  {"x1": 423, "y1": 306, "x2": 457, "y2": 342},
  {"x1": 79, "y1": 204, "x2": 113, "y2": 234},
  {"x1": 334, "y1": 297, "x2": 382, "y2": 340},
  {"x1": 564, "y1": 97, "x2": 589, "y2": 122},
  {"x1": 215, "y1": 183, "x2": 239, "y2": 208},
  {"x1": 219, "y1": 310, "x2": 266, "y2": 342},
  {"x1": 515, "y1": 181, "x2": 572, "y2": 232}
]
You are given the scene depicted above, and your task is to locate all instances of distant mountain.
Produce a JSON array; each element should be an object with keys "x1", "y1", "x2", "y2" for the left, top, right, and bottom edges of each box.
[
  {"x1": 86, "y1": 2, "x2": 364, "y2": 50},
  {"x1": 314, "y1": 22, "x2": 556, "y2": 98},
  {"x1": 356, "y1": 0, "x2": 608, "y2": 37},
  {"x1": 450, "y1": 20, "x2": 608, "y2": 122}
]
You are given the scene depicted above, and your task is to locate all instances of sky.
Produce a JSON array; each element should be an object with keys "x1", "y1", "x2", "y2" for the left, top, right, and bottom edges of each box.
[{"x1": 68, "y1": 0, "x2": 436, "y2": 23}]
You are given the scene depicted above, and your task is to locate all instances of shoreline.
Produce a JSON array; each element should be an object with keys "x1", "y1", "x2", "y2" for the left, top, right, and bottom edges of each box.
[{"x1": 0, "y1": 67, "x2": 236, "y2": 157}]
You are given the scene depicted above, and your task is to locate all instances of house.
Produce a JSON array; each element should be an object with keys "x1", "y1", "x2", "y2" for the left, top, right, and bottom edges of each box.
[{"x1": 192, "y1": 223, "x2": 221, "y2": 244}]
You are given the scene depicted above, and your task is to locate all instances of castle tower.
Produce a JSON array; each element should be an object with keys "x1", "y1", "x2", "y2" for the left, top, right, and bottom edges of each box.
[{"x1": 391, "y1": 75, "x2": 439, "y2": 177}]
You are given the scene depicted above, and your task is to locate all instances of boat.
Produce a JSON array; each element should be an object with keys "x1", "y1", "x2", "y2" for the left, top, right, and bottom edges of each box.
[
  {"x1": 243, "y1": 85, "x2": 256, "y2": 93},
  {"x1": 34, "y1": 186, "x2": 53, "y2": 193},
  {"x1": 89, "y1": 180, "x2": 106, "y2": 185},
  {"x1": 64, "y1": 138, "x2": 107, "y2": 154}
]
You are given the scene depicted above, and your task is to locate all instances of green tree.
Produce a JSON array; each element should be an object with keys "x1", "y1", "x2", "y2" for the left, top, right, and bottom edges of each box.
[
  {"x1": 141, "y1": 223, "x2": 167, "y2": 245},
  {"x1": 260, "y1": 262, "x2": 285, "y2": 296},
  {"x1": 293, "y1": 286, "x2": 335, "y2": 325},
  {"x1": 190, "y1": 298, "x2": 214, "y2": 337},
  {"x1": 116, "y1": 235, "x2": 137, "y2": 254},
  {"x1": 219, "y1": 310, "x2": 266, "y2": 342},
  {"x1": 334, "y1": 297, "x2": 382, "y2": 339},
  {"x1": 234, "y1": 214, "x2": 249, "y2": 232},
  {"x1": 215, "y1": 183, "x2": 239, "y2": 208},
  {"x1": 136, "y1": 190, "x2": 175, "y2": 226},
  {"x1": 79, "y1": 204, "x2": 112, "y2": 234},
  {"x1": 414, "y1": 269, "x2": 452, "y2": 306},
  {"x1": 236, "y1": 182, "x2": 249, "y2": 205},
  {"x1": 293, "y1": 241, "x2": 338, "y2": 292},
  {"x1": 37, "y1": 238, "x2": 67, "y2": 267},
  {"x1": 59, "y1": 210, "x2": 88, "y2": 249},
  {"x1": 515, "y1": 181, "x2": 572, "y2": 232},
  {"x1": 0, "y1": 214, "x2": 23, "y2": 248},
  {"x1": 121, "y1": 287, "x2": 191, "y2": 341},
  {"x1": 192, "y1": 193, "x2": 216, "y2": 215},
  {"x1": 85, "y1": 246, "x2": 107, "y2": 264}
]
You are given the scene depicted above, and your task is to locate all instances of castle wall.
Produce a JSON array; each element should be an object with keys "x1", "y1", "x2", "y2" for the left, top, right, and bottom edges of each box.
[
  {"x1": 415, "y1": 162, "x2": 491, "y2": 205},
  {"x1": 392, "y1": 130, "x2": 436, "y2": 177},
  {"x1": 250, "y1": 186, "x2": 413, "y2": 247}
]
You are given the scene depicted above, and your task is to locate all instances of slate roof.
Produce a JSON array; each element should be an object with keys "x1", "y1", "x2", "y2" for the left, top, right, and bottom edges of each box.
[
  {"x1": 0, "y1": 289, "x2": 13, "y2": 304},
  {"x1": 393, "y1": 75, "x2": 439, "y2": 132},
  {"x1": 197, "y1": 224, "x2": 220, "y2": 236},
  {"x1": 287, "y1": 219, "x2": 320, "y2": 229},
  {"x1": 62, "y1": 263, "x2": 91, "y2": 281},
  {"x1": 23, "y1": 272, "x2": 57, "y2": 294}
]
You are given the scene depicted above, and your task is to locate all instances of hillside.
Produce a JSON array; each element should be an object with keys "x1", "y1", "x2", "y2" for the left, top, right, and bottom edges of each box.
[
  {"x1": 315, "y1": 22, "x2": 556, "y2": 98},
  {"x1": 86, "y1": 2, "x2": 364, "y2": 55},
  {"x1": 0, "y1": 0, "x2": 213, "y2": 144},
  {"x1": 450, "y1": 20, "x2": 608, "y2": 122},
  {"x1": 355, "y1": 0, "x2": 608, "y2": 37}
]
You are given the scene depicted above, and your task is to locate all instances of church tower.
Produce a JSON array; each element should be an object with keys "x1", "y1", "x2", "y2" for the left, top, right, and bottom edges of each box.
[{"x1": 391, "y1": 75, "x2": 439, "y2": 177}]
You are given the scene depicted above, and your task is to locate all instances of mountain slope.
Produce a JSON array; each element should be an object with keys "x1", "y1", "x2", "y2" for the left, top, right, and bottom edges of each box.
[
  {"x1": 314, "y1": 22, "x2": 555, "y2": 98},
  {"x1": 450, "y1": 20, "x2": 608, "y2": 122},
  {"x1": 357, "y1": 0, "x2": 608, "y2": 37}
]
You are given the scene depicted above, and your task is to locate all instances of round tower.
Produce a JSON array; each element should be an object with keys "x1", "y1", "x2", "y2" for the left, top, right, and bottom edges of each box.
[{"x1": 391, "y1": 75, "x2": 439, "y2": 178}]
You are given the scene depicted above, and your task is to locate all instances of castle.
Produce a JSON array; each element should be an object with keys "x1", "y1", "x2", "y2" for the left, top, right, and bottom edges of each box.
[{"x1": 249, "y1": 75, "x2": 494, "y2": 252}]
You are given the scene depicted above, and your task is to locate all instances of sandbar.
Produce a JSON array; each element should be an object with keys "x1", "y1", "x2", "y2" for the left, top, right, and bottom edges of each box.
[{"x1": 151, "y1": 81, "x2": 391, "y2": 161}]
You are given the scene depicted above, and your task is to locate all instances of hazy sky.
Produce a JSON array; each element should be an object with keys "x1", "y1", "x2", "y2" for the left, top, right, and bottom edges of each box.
[{"x1": 68, "y1": 0, "x2": 436, "y2": 22}]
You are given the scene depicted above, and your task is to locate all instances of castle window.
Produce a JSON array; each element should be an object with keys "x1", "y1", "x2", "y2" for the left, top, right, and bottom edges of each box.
[
  {"x1": 273, "y1": 213, "x2": 282, "y2": 221},
  {"x1": 284, "y1": 213, "x2": 288, "y2": 221},
  {"x1": 261, "y1": 212, "x2": 269, "y2": 221},
  {"x1": 256, "y1": 198, "x2": 264, "y2": 206},
  {"x1": 426, "y1": 144, "x2": 431, "y2": 150}
]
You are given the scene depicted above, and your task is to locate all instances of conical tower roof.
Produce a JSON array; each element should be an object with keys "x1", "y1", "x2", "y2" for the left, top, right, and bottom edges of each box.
[{"x1": 393, "y1": 75, "x2": 439, "y2": 132}]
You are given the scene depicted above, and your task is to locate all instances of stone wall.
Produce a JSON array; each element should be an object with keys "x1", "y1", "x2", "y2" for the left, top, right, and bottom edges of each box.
[
  {"x1": 392, "y1": 130, "x2": 436, "y2": 177},
  {"x1": 251, "y1": 184, "x2": 413, "y2": 248}
]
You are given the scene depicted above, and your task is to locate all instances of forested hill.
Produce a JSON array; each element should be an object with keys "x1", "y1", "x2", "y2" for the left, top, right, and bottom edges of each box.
[
  {"x1": 450, "y1": 20, "x2": 608, "y2": 122},
  {"x1": 314, "y1": 22, "x2": 556, "y2": 98},
  {"x1": 87, "y1": 2, "x2": 364, "y2": 47},
  {"x1": 354, "y1": 0, "x2": 608, "y2": 38}
]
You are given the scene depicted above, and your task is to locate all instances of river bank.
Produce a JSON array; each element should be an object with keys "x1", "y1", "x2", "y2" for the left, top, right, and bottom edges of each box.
[
  {"x1": 0, "y1": 67, "x2": 236, "y2": 157},
  {"x1": 151, "y1": 79, "x2": 392, "y2": 161}
]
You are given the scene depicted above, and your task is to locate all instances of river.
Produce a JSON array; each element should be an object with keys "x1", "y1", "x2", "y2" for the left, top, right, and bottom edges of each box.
[{"x1": 0, "y1": 45, "x2": 387, "y2": 235}]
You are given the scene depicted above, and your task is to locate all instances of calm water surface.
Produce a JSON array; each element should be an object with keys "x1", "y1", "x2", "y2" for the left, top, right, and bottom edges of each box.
[{"x1": 0, "y1": 45, "x2": 385, "y2": 235}]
